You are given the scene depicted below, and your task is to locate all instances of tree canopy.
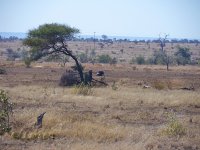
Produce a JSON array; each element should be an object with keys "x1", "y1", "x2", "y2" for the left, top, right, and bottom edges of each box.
[
  {"x1": 23, "y1": 23, "x2": 79, "y2": 56},
  {"x1": 175, "y1": 47, "x2": 191, "y2": 65},
  {"x1": 23, "y1": 23, "x2": 84, "y2": 82}
]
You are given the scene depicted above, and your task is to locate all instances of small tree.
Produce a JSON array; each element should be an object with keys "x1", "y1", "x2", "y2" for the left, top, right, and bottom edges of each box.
[
  {"x1": 158, "y1": 34, "x2": 170, "y2": 70},
  {"x1": 23, "y1": 23, "x2": 84, "y2": 82},
  {"x1": 175, "y1": 47, "x2": 191, "y2": 65},
  {"x1": 102, "y1": 35, "x2": 108, "y2": 42}
]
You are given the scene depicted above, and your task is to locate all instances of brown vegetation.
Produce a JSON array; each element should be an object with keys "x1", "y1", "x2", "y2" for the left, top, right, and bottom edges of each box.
[
  {"x1": 0, "y1": 40, "x2": 200, "y2": 149},
  {"x1": 0, "y1": 61, "x2": 199, "y2": 150}
]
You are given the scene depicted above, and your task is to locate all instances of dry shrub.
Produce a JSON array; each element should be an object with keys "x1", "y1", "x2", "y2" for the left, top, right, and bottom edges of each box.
[
  {"x1": 59, "y1": 71, "x2": 80, "y2": 86},
  {"x1": 153, "y1": 80, "x2": 165, "y2": 90},
  {"x1": 132, "y1": 66, "x2": 137, "y2": 70},
  {"x1": 72, "y1": 83, "x2": 93, "y2": 96},
  {"x1": 166, "y1": 80, "x2": 173, "y2": 90},
  {"x1": 161, "y1": 113, "x2": 186, "y2": 137},
  {"x1": 143, "y1": 67, "x2": 151, "y2": 72}
]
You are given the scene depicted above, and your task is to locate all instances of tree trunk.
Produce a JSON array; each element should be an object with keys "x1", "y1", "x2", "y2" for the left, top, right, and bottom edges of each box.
[
  {"x1": 166, "y1": 56, "x2": 169, "y2": 71},
  {"x1": 70, "y1": 54, "x2": 84, "y2": 83},
  {"x1": 167, "y1": 62, "x2": 169, "y2": 71}
]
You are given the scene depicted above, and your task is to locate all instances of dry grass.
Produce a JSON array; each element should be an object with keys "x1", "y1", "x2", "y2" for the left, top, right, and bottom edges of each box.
[
  {"x1": 72, "y1": 84, "x2": 93, "y2": 96},
  {"x1": 0, "y1": 62, "x2": 200, "y2": 149},
  {"x1": 10, "y1": 111, "x2": 125, "y2": 142},
  {"x1": 160, "y1": 113, "x2": 186, "y2": 137}
]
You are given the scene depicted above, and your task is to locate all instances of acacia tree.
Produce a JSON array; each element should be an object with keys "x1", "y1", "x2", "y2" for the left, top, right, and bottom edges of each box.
[
  {"x1": 23, "y1": 23, "x2": 84, "y2": 82},
  {"x1": 175, "y1": 47, "x2": 191, "y2": 65}
]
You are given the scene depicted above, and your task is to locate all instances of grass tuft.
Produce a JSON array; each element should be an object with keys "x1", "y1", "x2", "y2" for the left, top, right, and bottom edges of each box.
[
  {"x1": 153, "y1": 81, "x2": 165, "y2": 90},
  {"x1": 161, "y1": 113, "x2": 186, "y2": 137},
  {"x1": 72, "y1": 83, "x2": 93, "y2": 96}
]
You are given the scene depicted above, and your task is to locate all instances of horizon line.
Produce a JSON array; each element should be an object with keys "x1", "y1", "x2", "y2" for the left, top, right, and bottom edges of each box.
[{"x1": 0, "y1": 32, "x2": 200, "y2": 40}]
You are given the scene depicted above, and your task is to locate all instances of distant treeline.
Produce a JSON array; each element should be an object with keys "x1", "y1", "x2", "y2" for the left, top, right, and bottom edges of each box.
[
  {"x1": 0, "y1": 35, "x2": 199, "y2": 44},
  {"x1": 0, "y1": 35, "x2": 22, "y2": 41}
]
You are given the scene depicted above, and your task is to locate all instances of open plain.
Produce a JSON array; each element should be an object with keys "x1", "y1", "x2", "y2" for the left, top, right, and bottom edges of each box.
[{"x1": 0, "y1": 58, "x2": 200, "y2": 150}]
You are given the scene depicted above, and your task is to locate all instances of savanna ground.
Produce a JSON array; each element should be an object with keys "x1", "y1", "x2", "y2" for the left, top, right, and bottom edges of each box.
[
  {"x1": 0, "y1": 41, "x2": 200, "y2": 150},
  {"x1": 0, "y1": 61, "x2": 200, "y2": 150}
]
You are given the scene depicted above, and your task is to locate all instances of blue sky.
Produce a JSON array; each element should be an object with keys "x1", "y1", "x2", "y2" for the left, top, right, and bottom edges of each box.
[{"x1": 0, "y1": 0, "x2": 200, "y2": 39}]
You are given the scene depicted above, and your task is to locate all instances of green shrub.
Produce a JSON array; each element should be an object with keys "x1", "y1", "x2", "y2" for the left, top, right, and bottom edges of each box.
[
  {"x1": 98, "y1": 54, "x2": 112, "y2": 64},
  {"x1": 0, "y1": 90, "x2": 13, "y2": 135},
  {"x1": 24, "y1": 57, "x2": 32, "y2": 68},
  {"x1": 152, "y1": 51, "x2": 166, "y2": 65},
  {"x1": 136, "y1": 56, "x2": 145, "y2": 65},
  {"x1": 175, "y1": 47, "x2": 191, "y2": 65},
  {"x1": 146, "y1": 57, "x2": 155, "y2": 65}
]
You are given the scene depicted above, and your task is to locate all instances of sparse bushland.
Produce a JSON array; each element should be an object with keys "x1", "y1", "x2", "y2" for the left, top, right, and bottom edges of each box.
[
  {"x1": 0, "y1": 81, "x2": 199, "y2": 149},
  {"x1": 0, "y1": 63, "x2": 200, "y2": 149}
]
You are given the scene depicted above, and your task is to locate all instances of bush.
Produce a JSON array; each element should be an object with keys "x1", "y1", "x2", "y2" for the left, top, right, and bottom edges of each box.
[
  {"x1": 153, "y1": 51, "x2": 166, "y2": 65},
  {"x1": 0, "y1": 68, "x2": 6, "y2": 74},
  {"x1": 6, "y1": 48, "x2": 20, "y2": 61},
  {"x1": 59, "y1": 71, "x2": 80, "y2": 86},
  {"x1": 24, "y1": 57, "x2": 32, "y2": 68},
  {"x1": 146, "y1": 57, "x2": 155, "y2": 65},
  {"x1": 130, "y1": 58, "x2": 136, "y2": 64},
  {"x1": 136, "y1": 56, "x2": 145, "y2": 65},
  {"x1": 110, "y1": 57, "x2": 118, "y2": 65},
  {"x1": 153, "y1": 81, "x2": 165, "y2": 90},
  {"x1": 97, "y1": 54, "x2": 112, "y2": 63},
  {"x1": 0, "y1": 90, "x2": 13, "y2": 135},
  {"x1": 175, "y1": 47, "x2": 191, "y2": 65},
  {"x1": 111, "y1": 81, "x2": 118, "y2": 91}
]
